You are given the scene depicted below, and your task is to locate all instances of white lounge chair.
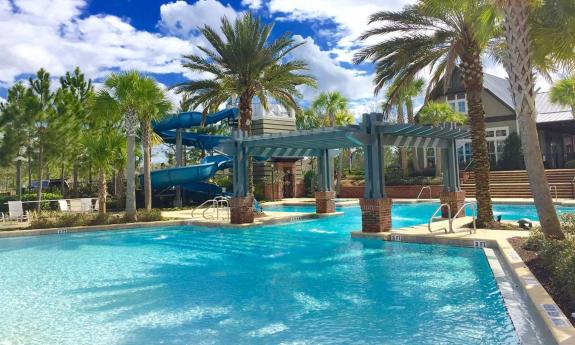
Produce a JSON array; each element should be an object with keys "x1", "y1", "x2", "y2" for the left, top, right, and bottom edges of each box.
[
  {"x1": 69, "y1": 199, "x2": 83, "y2": 212},
  {"x1": 80, "y1": 198, "x2": 93, "y2": 213},
  {"x1": 6, "y1": 201, "x2": 29, "y2": 222},
  {"x1": 93, "y1": 199, "x2": 100, "y2": 212},
  {"x1": 58, "y1": 199, "x2": 70, "y2": 212}
]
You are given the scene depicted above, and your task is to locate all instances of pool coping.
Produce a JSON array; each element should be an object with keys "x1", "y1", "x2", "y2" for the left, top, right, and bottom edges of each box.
[
  {"x1": 351, "y1": 220, "x2": 575, "y2": 345},
  {"x1": 0, "y1": 211, "x2": 344, "y2": 238}
]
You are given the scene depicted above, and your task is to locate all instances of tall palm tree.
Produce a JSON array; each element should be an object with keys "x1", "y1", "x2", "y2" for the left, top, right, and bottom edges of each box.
[
  {"x1": 172, "y1": 13, "x2": 316, "y2": 134},
  {"x1": 354, "y1": 0, "x2": 498, "y2": 226},
  {"x1": 419, "y1": 102, "x2": 468, "y2": 176},
  {"x1": 496, "y1": 0, "x2": 570, "y2": 239},
  {"x1": 401, "y1": 78, "x2": 425, "y2": 173},
  {"x1": 172, "y1": 13, "x2": 316, "y2": 195},
  {"x1": 550, "y1": 76, "x2": 575, "y2": 119},
  {"x1": 384, "y1": 87, "x2": 409, "y2": 176},
  {"x1": 93, "y1": 71, "x2": 155, "y2": 221},
  {"x1": 312, "y1": 91, "x2": 350, "y2": 195},
  {"x1": 136, "y1": 79, "x2": 172, "y2": 210}
]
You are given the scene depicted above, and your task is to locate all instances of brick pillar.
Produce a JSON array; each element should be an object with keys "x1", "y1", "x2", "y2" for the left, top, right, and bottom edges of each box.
[
  {"x1": 360, "y1": 198, "x2": 393, "y2": 233},
  {"x1": 439, "y1": 191, "x2": 466, "y2": 218},
  {"x1": 230, "y1": 195, "x2": 254, "y2": 224},
  {"x1": 315, "y1": 191, "x2": 336, "y2": 214}
]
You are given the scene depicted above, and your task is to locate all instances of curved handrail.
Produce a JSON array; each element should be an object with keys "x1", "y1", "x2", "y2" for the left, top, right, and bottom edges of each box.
[
  {"x1": 416, "y1": 186, "x2": 432, "y2": 200},
  {"x1": 450, "y1": 202, "x2": 476, "y2": 234},
  {"x1": 549, "y1": 184, "x2": 558, "y2": 203},
  {"x1": 203, "y1": 198, "x2": 230, "y2": 220},
  {"x1": 428, "y1": 203, "x2": 451, "y2": 233},
  {"x1": 192, "y1": 199, "x2": 215, "y2": 218}
]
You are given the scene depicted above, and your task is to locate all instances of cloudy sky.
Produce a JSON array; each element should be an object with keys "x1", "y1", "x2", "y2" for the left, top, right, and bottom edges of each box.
[{"x1": 0, "y1": 0, "x2": 516, "y2": 116}]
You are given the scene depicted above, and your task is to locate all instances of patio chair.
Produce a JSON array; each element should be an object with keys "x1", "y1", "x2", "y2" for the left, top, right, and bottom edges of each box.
[
  {"x1": 80, "y1": 198, "x2": 94, "y2": 213},
  {"x1": 58, "y1": 199, "x2": 70, "y2": 212},
  {"x1": 93, "y1": 199, "x2": 99, "y2": 213},
  {"x1": 6, "y1": 201, "x2": 29, "y2": 222},
  {"x1": 69, "y1": 199, "x2": 83, "y2": 212}
]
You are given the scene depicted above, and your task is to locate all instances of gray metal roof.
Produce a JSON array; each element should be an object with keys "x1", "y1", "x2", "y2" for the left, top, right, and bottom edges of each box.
[
  {"x1": 535, "y1": 92, "x2": 574, "y2": 123},
  {"x1": 483, "y1": 73, "x2": 515, "y2": 110}
]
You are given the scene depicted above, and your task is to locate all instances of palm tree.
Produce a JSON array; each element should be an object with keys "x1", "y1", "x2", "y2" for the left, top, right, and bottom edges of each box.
[
  {"x1": 419, "y1": 102, "x2": 467, "y2": 176},
  {"x1": 136, "y1": 79, "x2": 172, "y2": 210},
  {"x1": 312, "y1": 91, "x2": 350, "y2": 195},
  {"x1": 354, "y1": 0, "x2": 498, "y2": 226},
  {"x1": 496, "y1": 0, "x2": 570, "y2": 239},
  {"x1": 172, "y1": 13, "x2": 316, "y2": 134},
  {"x1": 172, "y1": 13, "x2": 316, "y2": 195},
  {"x1": 550, "y1": 76, "x2": 575, "y2": 119},
  {"x1": 384, "y1": 87, "x2": 409, "y2": 176},
  {"x1": 83, "y1": 130, "x2": 126, "y2": 214},
  {"x1": 93, "y1": 71, "x2": 156, "y2": 221},
  {"x1": 401, "y1": 78, "x2": 425, "y2": 173}
]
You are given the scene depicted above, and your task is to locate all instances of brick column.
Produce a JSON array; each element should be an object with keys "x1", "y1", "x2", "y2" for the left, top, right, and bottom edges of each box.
[
  {"x1": 360, "y1": 198, "x2": 393, "y2": 233},
  {"x1": 315, "y1": 191, "x2": 336, "y2": 214},
  {"x1": 229, "y1": 195, "x2": 254, "y2": 224},
  {"x1": 439, "y1": 191, "x2": 466, "y2": 218}
]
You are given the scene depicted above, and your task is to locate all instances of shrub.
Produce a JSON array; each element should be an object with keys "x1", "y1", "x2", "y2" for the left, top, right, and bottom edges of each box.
[
  {"x1": 253, "y1": 184, "x2": 264, "y2": 201},
  {"x1": 27, "y1": 208, "x2": 163, "y2": 229},
  {"x1": 497, "y1": 133, "x2": 524, "y2": 170},
  {"x1": 565, "y1": 160, "x2": 575, "y2": 169},
  {"x1": 135, "y1": 209, "x2": 163, "y2": 222},
  {"x1": 303, "y1": 170, "x2": 317, "y2": 197}
]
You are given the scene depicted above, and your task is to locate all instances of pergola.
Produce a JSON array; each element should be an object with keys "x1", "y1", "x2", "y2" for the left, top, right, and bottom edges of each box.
[{"x1": 220, "y1": 113, "x2": 470, "y2": 231}]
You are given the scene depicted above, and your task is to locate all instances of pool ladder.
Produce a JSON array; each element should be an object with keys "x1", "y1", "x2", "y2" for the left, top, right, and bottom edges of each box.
[
  {"x1": 428, "y1": 202, "x2": 476, "y2": 234},
  {"x1": 192, "y1": 196, "x2": 230, "y2": 220},
  {"x1": 416, "y1": 186, "x2": 432, "y2": 200}
]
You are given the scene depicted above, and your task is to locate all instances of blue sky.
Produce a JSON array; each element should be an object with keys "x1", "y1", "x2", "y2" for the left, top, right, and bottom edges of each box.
[{"x1": 0, "y1": 0, "x2": 515, "y2": 116}]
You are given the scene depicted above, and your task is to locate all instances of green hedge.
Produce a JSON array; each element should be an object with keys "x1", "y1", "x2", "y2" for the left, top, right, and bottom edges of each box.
[{"x1": 28, "y1": 209, "x2": 163, "y2": 229}]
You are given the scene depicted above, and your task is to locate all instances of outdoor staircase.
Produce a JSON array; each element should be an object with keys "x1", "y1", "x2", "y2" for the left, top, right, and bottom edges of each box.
[{"x1": 461, "y1": 169, "x2": 575, "y2": 199}]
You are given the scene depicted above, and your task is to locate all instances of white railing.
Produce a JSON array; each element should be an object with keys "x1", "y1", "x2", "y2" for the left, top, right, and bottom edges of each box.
[
  {"x1": 428, "y1": 203, "x2": 451, "y2": 233},
  {"x1": 451, "y1": 202, "x2": 476, "y2": 234},
  {"x1": 192, "y1": 196, "x2": 230, "y2": 220},
  {"x1": 549, "y1": 184, "x2": 558, "y2": 203},
  {"x1": 416, "y1": 186, "x2": 432, "y2": 200}
]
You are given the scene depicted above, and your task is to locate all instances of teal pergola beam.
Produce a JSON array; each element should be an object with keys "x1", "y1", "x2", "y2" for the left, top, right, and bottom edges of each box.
[
  {"x1": 362, "y1": 113, "x2": 386, "y2": 199},
  {"x1": 317, "y1": 149, "x2": 335, "y2": 192}
]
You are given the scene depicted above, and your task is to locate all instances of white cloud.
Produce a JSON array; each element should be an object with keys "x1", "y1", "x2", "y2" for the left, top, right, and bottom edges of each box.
[
  {"x1": 0, "y1": 0, "x2": 198, "y2": 85},
  {"x1": 159, "y1": 0, "x2": 240, "y2": 38},
  {"x1": 241, "y1": 0, "x2": 262, "y2": 10},
  {"x1": 269, "y1": 0, "x2": 416, "y2": 62}
]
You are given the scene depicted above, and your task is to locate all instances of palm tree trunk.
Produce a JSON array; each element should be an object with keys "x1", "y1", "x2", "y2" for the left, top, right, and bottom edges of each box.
[
  {"x1": 336, "y1": 150, "x2": 344, "y2": 196},
  {"x1": 27, "y1": 152, "x2": 32, "y2": 191},
  {"x1": 142, "y1": 121, "x2": 152, "y2": 210},
  {"x1": 239, "y1": 91, "x2": 254, "y2": 194},
  {"x1": 125, "y1": 110, "x2": 138, "y2": 221},
  {"x1": 406, "y1": 98, "x2": 421, "y2": 173},
  {"x1": 397, "y1": 103, "x2": 409, "y2": 177},
  {"x1": 115, "y1": 169, "x2": 125, "y2": 210},
  {"x1": 36, "y1": 140, "x2": 43, "y2": 212},
  {"x1": 73, "y1": 162, "x2": 78, "y2": 197},
  {"x1": 60, "y1": 163, "x2": 65, "y2": 196},
  {"x1": 502, "y1": 0, "x2": 564, "y2": 239},
  {"x1": 175, "y1": 128, "x2": 183, "y2": 208},
  {"x1": 460, "y1": 51, "x2": 494, "y2": 227},
  {"x1": 98, "y1": 169, "x2": 107, "y2": 214}
]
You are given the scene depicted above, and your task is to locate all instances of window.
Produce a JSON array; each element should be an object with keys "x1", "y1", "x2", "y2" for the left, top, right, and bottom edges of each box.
[
  {"x1": 457, "y1": 127, "x2": 509, "y2": 165},
  {"x1": 447, "y1": 93, "x2": 467, "y2": 114},
  {"x1": 424, "y1": 147, "x2": 436, "y2": 168}
]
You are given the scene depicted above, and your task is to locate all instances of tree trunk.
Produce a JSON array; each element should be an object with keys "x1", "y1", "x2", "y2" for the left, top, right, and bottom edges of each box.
[
  {"x1": 142, "y1": 121, "x2": 152, "y2": 210},
  {"x1": 336, "y1": 150, "x2": 344, "y2": 196},
  {"x1": 98, "y1": 169, "x2": 107, "y2": 214},
  {"x1": 36, "y1": 141, "x2": 43, "y2": 212},
  {"x1": 239, "y1": 91, "x2": 254, "y2": 194},
  {"x1": 397, "y1": 103, "x2": 409, "y2": 177},
  {"x1": 72, "y1": 162, "x2": 78, "y2": 197},
  {"x1": 460, "y1": 50, "x2": 494, "y2": 227},
  {"x1": 175, "y1": 128, "x2": 183, "y2": 208},
  {"x1": 406, "y1": 98, "x2": 421, "y2": 173},
  {"x1": 125, "y1": 110, "x2": 138, "y2": 221},
  {"x1": 88, "y1": 162, "x2": 92, "y2": 194},
  {"x1": 60, "y1": 163, "x2": 65, "y2": 196},
  {"x1": 114, "y1": 169, "x2": 125, "y2": 210},
  {"x1": 502, "y1": 0, "x2": 564, "y2": 239},
  {"x1": 27, "y1": 152, "x2": 32, "y2": 191}
]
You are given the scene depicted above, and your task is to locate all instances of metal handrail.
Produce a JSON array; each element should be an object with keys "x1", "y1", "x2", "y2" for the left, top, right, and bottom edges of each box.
[
  {"x1": 549, "y1": 184, "x2": 558, "y2": 203},
  {"x1": 428, "y1": 203, "x2": 451, "y2": 233},
  {"x1": 450, "y1": 202, "x2": 477, "y2": 234},
  {"x1": 203, "y1": 198, "x2": 230, "y2": 220},
  {"x1": 416, "y1": 186, "x2": 432, "y2": 200}
]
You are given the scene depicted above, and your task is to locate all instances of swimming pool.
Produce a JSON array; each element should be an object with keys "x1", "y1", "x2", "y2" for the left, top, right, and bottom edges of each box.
[
  {"x1": 0, "y1": 209, "x2": 522, "y2": 345},
  {"x1": 265, "y1": 202, "x2": 575, "y2": 224}
]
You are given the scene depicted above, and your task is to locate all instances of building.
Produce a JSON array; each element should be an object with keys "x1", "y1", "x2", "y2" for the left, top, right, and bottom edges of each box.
[{"x1": 424, "y1": 70, "x2": 575, "y2": 169}]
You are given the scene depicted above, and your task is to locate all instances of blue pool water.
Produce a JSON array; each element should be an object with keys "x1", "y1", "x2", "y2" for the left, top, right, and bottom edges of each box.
[
  {"x1": 266, "y1": 202, "x2": 575, "y2": 224},
  {"x1": 0, "y1": 211, "x2": 519, "y2": 344}
]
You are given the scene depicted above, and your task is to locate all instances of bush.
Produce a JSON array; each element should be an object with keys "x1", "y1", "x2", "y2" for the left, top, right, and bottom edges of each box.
[
  {"x1": 303, "y1": 170, "x2": 317, "y2": 197},
  {"x1": 135, "y1": 209, "x2": 162, "y2": 222},
  {"x1": 565, "y1": 160, "x2": 575, "y2": 169},
  {"x1": 27, "y1": 208, "x2": 163, "y2": 229},
  {"x1": 211, "y1": 175, "x2": 233, "y2": 192},
  {"x1": 253, "y1": 184, "x2": 264, "y2": 201},
  {"x1": 497, "y1": 133, "x2": 524, "y2": 170}
]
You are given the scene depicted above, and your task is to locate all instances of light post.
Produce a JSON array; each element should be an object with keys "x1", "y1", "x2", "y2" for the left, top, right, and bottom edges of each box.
[{"x1": 13, "y1": 156, "x2": 26, "y2": 200}]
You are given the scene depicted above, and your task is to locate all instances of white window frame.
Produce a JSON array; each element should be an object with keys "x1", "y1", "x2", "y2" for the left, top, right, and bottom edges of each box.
[
  {"x1": 457, "y1": 126, "x2": 510, "y2": 164},
  {"x1": 423, "y1": 147, "x2": 436, "y2": 168},
  {"x1": 447, "y1": 93, "x2": 467, "y2": 114}
]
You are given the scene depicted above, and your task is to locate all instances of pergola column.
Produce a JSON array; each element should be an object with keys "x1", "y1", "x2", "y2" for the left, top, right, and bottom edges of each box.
[
  {"x1": 230, "y1": 133, "x2": 254, "y2": 224},
  {"x1": 315, "y1": 148, "x2": 336, "y2": 214},
  {"x1": 439, "y1": 138, "x2": 465, "y2": 218},
  {"x1": 360, "y1": 114, "x2": 392, "y2": 232}
]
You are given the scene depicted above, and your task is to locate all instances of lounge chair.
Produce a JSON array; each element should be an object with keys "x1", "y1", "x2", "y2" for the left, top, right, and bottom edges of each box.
[
  {"x1": 58, "y1": 199, "x2": 70, "y2": 212},
  {"x1": 5, "y1": 201, "x2": 29, "y2": 222},
  {"x1": 69, "y1": 199, "x2": 83, "y2": 212},
  {"x1": 80, "y1": 198, "x2": 93, "y2": 212}
]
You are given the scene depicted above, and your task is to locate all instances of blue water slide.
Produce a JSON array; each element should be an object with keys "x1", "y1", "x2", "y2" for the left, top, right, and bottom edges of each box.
[{"x1": 152, "y1": 108, "x2": 238, "y2": 132}]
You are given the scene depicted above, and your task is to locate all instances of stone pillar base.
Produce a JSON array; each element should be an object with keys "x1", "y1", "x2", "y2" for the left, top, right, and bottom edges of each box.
[
  {"x1": 360, "y1": 198, "x2": 393, "y2": 233},
  {"x1": 439, "y1": 191, "x2": 466, "y2": 218},
  {"x1": 230, "y1": 195, "x2": 255, "y2": 224},
  {"x1": 315, "y1": 191, "x2": 336, "y2": 214}
]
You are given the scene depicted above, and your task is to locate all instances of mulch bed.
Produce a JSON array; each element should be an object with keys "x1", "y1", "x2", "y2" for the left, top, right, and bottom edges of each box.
[{"x1": 508, "y1": 237, "x2": 575, "y2": 326}]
